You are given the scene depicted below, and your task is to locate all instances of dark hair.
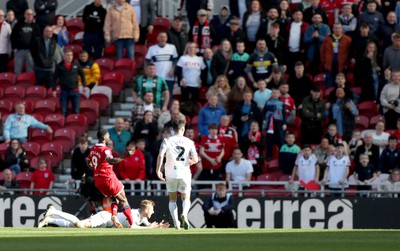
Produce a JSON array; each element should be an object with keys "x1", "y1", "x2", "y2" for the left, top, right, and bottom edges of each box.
[
  {"x1": 302, "y1": 144, "x2": 311, "y2": 149},
  {"x1": 78, "y1": 137, "x2": 89, "y2": 144},
  {"x1": 97, "y1": 129, "x2": 108, "y2": 142},
  {"x1": 294, "y1": 61, "x2": 304, "y2": 67},
  {"x1": 126, "y1": 140, "x2": 136, "y2": 147},
  {"x1": 208, "y1": 123, "x2": 218, "y2": 129},
  {"x1": 147, "y1": 62, "x2": 156, "y2": 67},
  {"x1": 311, "y1": 85, "x2": 321, "y2": 92},
  {"x1": 360, "y1": 22, "x2": 369, "y2": 28},
  {"x1": 172, "y1": 119, "x2": 186, "y2": 132},
  {"x1": 271, "y1": 22, "x2": 280, "y2": 29},
  {"x1": 389, "y1": 135, "x2": 398, "y2": 141}
]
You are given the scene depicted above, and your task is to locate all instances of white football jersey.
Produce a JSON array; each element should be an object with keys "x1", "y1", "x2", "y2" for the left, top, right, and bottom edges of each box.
[
  {"x1": 103, "y1": 209, "x2": 150, "y2": 228},
  {"x1": 160, "y1": 135, "x2": 197, "y2": 179}
]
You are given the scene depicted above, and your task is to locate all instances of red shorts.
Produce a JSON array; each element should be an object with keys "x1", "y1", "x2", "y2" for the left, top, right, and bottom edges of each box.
[{"x1": 94, "y1": 176, "x2": 124, "y2": 198}]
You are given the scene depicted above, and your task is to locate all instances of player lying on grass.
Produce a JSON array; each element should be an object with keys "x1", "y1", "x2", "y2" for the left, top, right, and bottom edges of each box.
[{"x1": 38, "y1": 200, "x2": 170, "y2": 229}]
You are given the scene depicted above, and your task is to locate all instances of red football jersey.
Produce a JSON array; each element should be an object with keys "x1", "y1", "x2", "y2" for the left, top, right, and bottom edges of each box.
[
  {"x1": 190, "y1": 142, "x2": 202, "y2": 175},
  {"x1": 31, "y1": 169, "x2": 55, "y2": 195},
  {"x1": 88, "y1": 143, "x2": 117, "y2": 178},
  {"x1": 200, "y1": 135, "x2": 224, "y2": 170},
  {"x1": 218, "y1": 126, "x2": 238, "y2": 161},
  {"x1": 320, "y1": 0, "x2": 341, "y2": 27}
]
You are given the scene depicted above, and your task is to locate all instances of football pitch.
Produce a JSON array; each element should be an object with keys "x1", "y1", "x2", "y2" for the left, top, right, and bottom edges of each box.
[{"x1": 1, "y1": 228, "x2": 400, "y2": 251}]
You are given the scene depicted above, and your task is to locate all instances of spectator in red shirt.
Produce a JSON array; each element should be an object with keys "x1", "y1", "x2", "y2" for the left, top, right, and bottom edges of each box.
[
  {"x1": 30, "y1": 157, "x2": 54, "y2": 195},
  {"x1": 118, "y1": 141, "x2": 146, "y2": 189},
  {"x1": 185, "y1": 127, "x2": 203, "y2": 181},
  {"x1": 218, "y1": 115, "x2": 238, "y2": 173},
  {"x1": 200, "y1": 123, "x2": 225, "y2": 180}
]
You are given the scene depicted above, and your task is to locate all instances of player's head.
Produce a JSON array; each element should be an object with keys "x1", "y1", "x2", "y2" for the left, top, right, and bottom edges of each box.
[
  {"x1": 359, "y1": 153, "x2": 369, "y2": 166},
  {"x1": 140, "y1": 200, "x2": 155, "y2": 218},
  {"x1": 208, "y1": 123, "x2": 218, "y2": 136},
  {"x1": 78, "y1": 137, "x2": 89, "y2": 152},
  {"x1": 335, "y1": 143, "x2": 345, "y2": 156},
  {"x1": 38, "y1": 157, "x2": 47, "y2": 170},
  {"x1": 172, "y1": 119, "x2": 186, "y2": 135},
  {"x1": 232, "y1": 148, "x2": 243, "y2": 161},
  {"x1": 135, "y1": 139, "x2": 146, "y2": 150},
  {"x1": 302, "y1": 144, "x2": 312, "y2": 157},
  {"x1": 216, "y1": 182, "x2": 227, "y2": 197},
  {"x1": 97, "y1": 129, "x2": 110, "y2": 143},
  {"x1": 285, "y1": 133, "x2": 295, "y2": 145}
]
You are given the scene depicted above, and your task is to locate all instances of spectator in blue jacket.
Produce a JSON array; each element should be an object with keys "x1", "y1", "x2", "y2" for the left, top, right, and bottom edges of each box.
[
  {"x1": 198, "y1": 94, "x2": 227, "y2": 136},
  {"x1": 3, "y1": 102, "x2": 53, "y2": 144},
  {"x1": 359, "y1": 0, "x2": 384, "y2": 35}
]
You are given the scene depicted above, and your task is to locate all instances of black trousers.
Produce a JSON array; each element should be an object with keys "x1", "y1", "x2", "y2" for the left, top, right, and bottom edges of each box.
[
  {"x1": 0, "y1": 54, "x2": 9, "y2": 73},
  {"x1": 384, "y1": 109, "x2": 400, "y2": 130},
  {"x1": 204, "y1": 211, "x2": 235, "y2": 228}
]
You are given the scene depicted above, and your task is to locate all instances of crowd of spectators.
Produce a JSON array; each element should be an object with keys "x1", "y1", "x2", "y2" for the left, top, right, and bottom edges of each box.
[{"x1": 1, "y1": 0, "x2": 400, "y2": 196}]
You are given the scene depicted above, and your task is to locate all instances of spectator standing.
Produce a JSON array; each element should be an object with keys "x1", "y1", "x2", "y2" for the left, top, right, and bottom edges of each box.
[
  {"x1": 222, "y1": 18, "x2": 246, "y2": 52},
  {"x1": 206, "y1": 75, "x2": 231, "y2": 109},
  {"x1": 359, "y1": 0, "x2": 384, "y2": 35},
  {"x1": 354, "y1": 132, "x2": 380, "y2": 170},
  {"x1": 226, "y1": 76, "x2": 252, "y2": 114},
  {"x1": 133, "y1": 63, "x2": 170, "y2": 112},
  {"x1": 157, "y1": 99, "x2": 185, "y2": 131},
  {"x1": 264, "y1": 22, "x2": 287, "y2": 68},
  {"x1": 51, "y1": 50, "x2": 88, "y2": 117},
  {"x1": 6, "y1": 0, "x2": 28, "y2": 21},
  {"x1": 290, "y1": 144, "x2": 320, "y2": 187},
  {"x1": 301, "y1": 86, "x2": 326, "y2": 144},
  {"x1": 202, "y1": 182, "x2": 235, "y2": 228},
  {"x1": 133, "y1": 110, "x2": 159, "y2": 152},
  {"x1": 201, "y1": 48, "x2": 214, "y2": 87},
  {"x1": 286, "y1": 10, "x2": 309, "y2": 73},
  {"x1": 253, "y1": 79, "x2": 271, "y2": 111},
  {"x1": 322, "y1": 143, "x2": 350, "y2": 195},
  {"x1": 30, "y1": 25, "x2": 57, "y2": 89},
  {"x1": 288, "y1": 61, "x2": 313, "y2": 107},
  {"x1": 11, "y1": 9, "x2": 40, "y2": 75},
  {"x1": 359, "y1": 41, "x2": 381, "y2": 102},
  {"x1": 378, "y1": 135, "x2": 400, "y2": 174},
  {"x1": 178, "y1": 0, "x2": 214, "y2": 29},
  {"x1": 329, "y1": 87, "x2": 358, "y2": 142},
  {"x1": 279, "y1": 82, "x2": 296, "y2": 125},
  {"x1": 279, "y1": 133, "x2": 301, "y2": 175},
  {"x1": 130, "y1": 0, "x2": 156, "y2": 45},
  {"x1": 227, "y1": 40, "x2": 249, "y2": 86},
  {"x1": 166, "y1": 16, "x2": 188, "y2": 57},
  {"x1": 225, "y1": 148, "x2": 254, "y2": 188},
  {"x1": 303, "y1": 0, "x2": 329, "y2": 25},
  {"x1": 383, "y1": 32, "x2": 400, "y2": 71},
  {"x1": 30, "y1": 157, "x2": 55, "y2": 195},
  {"x1": 211, "y1": 39, "x2": 233, "y2": 80},
  {"x1": 246, "y1": 38, "x2": 278, "y2": 85},
  {"x1": 104, "y1": 0, "x2": 139, "y2": 60},
  {"x1": 304, "y1": 13, "x2": 331, "y2": 75},
  {"x1": 200, "y1": 123, "x2": 225, "y2": 180},
  {"x1": 3, "y1": 102, "x2": 52, "y2": 143},
  {"x1": 70, "y1": 137, "x2": 91, "y2": 181},
  {"x1": 34, "y1": 0, "x2": 58, "y2": 32},
  {"x1": 380, "y1": 70, "x2": 400, "y2": 129},
  {"x1": 82, "y1": 0, "x2": 107, "y2": 59},
  {"x1": 51, "y1": 15, "x2": 69, "y2": 49},
  {"x1": 0, "y1": 9, "x2": 12, "y2": 73},
  {"x1": 218, "y1": 115, "x2": 238, "y2": 170},
  {"x1": 189, "y1": 9, "x2": 216, "y2": 55},
  {"x1": 146, "y1": 32, "x2": 178, "y2": 101},
  {"x1": 198, "y1": 95, "x2": 227, "y2": 136},
  {"x1": 108, "y1": 118, "x2": 132, "y2": 155},
  {"x1": 210, "y1": 5, "x2": 233, "y2": 45},
  {"x1": 320, "y1": 23, "x2": 352, "y2": 88},
  {"x1": 5, "y1": 10, "x2": 18, "y2": 30},
  {"x1": 176, "y1": 42, "x2": 206, "y2": 102},
  {"x1": 242, "y1": 0, "x2": 267, "y2": 53},
  {"x1": 376, "y1": 11, "x2": 399, "y2": 51},
  {"x1": 256, "y1": 7, "x2": 280, "y2": 40},
  {"x1": 232, "y1": 91, "x2": 260, "y2": 141},
  {"x1": 336, "y1": 4, "x2": 357, "y2": 37}
]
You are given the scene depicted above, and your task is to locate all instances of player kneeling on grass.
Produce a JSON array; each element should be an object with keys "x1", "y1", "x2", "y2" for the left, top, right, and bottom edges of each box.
[
  {"x1": 156, "y1": 119, "x2": 199, "y2": 230},
  {"x1": 38, "y1": 200, "x2": 170, "y2": 228}
]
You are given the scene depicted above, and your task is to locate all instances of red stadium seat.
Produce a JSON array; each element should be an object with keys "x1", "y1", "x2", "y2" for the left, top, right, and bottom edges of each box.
[
  {"x1": 199, "y1": 86, "x2": 209, "y2": 101},
  {"x1": 44, "y1": 113, "x2": 66, "y2": 131},
  {"x1": 351, "y1": 87, "x2": 361, "y2": 96},
  {"x1": 101, "y1": 72, "x2": 124, "y2": 96},
  {"x1": 30, "y1": 113, "x2": 44, "y2": 122},
  {"x1": 323, "y1": 87, "x2": 335, "y2": 99},
  {"x1": 358, "y1": 101, "x2": 379, "y2": 118},
  {"x1": 191, "y1": 115, "x2": 199, "y2": 126},
  {"x1": 39, "y1": 142, "x2": 64, "y2": 164},
  {"x1": 134, "y1": 45, "x2": 147, "y2": 69},
  {"x1": 354, "y1": 115, "x2": 369, "y2": 130},
  {"x1": 95, "y1": 58, "x2": 114, "y2": 75},
  {"x1": 114, "y1": 59, "x2": 136, "y2": 83},
  {"x1": 0, "y1": 86, "x2": 3, "y2": 98},
  {"x1": 313, "y1": 73, "x2": 326, "y2": 88},
  {"x1": 0, "y1": 72, "x2": 16, "y2": 88},
  {"x1": 34, "y1": 99, "x2": 57, "y2": 117},
  {"x1": 0, "y1": 142, "x2": 9, "y2": 159},
  {"x1": 104, "y1": 45, "x2": 116, "y2": 59},
  {"x1": 90, "y1": 85, "x2": 112, "y2": 109},
  {"x1": 369, "y1": 115, "x2": 385, "y2": 129},
  {"x1": 267, "y1": 159, "x2": 280, "y2": 172},
  {"x1": 22, "y1": 142, "x2": 41, "y2": 159},
  {"x1": 154, "y1": 17, "x2": 171, "y2": 31},
  {"x1": 29, "y1": 129, "x2": 53, "y2": 145},
  {"x1": 66, "y1": 18, "x2": 84, "y2": 34},
  {"x1": 15, "y1": 72, "x2": 35, "y2": 87},
  {"x1": 80, "y1": 99, "x2": 99, "y2": 125},
  {"x1": 72, "y1": 31, "x2": 84, "y2": 45},
  {"x1": 16, "y1": 171, "x2": 33, "y2": 192},
  {"x1": 64, "y1": 44, "x2": 82, "y2": 59},
  {"x1": 346, "y1": 71, "x2": 355, "y2": 86},
  {"x1": 4, "y1": 85, "x2": 25, "y2": 99},
  {"x1": 252, "y1": 173, "x2": 278, "y2": 191},
  {"x1": 287, "y1": 116, "x2": 301, "y2": 132},
  {"x1": 52, "y1": 128, "x2": 76, "y2": 153},
  {"x1": 65, "y1": 114, "x2": 88, "y2": 138},
  {"x1": 0, "y1": 100, "x2": 13, "y2": 114},
  {"x1": 47, "y1": 85, "x2": 61, "y2": 98},
  {"x1": 25, "y1": 85, "x2": 47, "y2": 102}
]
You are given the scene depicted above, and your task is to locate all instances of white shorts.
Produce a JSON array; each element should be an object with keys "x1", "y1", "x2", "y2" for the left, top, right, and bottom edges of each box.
[
  {"x1": 166, "y1": 177, "x2": 192, "y2": 194},
  {"x1": 88, "y1": 211, "x2": 111, "y2": 228}
]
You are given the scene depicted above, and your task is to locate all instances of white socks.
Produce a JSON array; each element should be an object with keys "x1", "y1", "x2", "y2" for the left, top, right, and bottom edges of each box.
[
  {"x1": 182, "y1": 199, "x2": 191, "y2": 217},
  {"x1": 169, "y1": 201, "x2": 179, "y2": 227}
]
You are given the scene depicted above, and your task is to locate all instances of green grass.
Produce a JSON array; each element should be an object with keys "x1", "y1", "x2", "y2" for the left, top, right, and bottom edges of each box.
[{"x1": 1, "y1": 228, "x2": 400, "y2": 251}]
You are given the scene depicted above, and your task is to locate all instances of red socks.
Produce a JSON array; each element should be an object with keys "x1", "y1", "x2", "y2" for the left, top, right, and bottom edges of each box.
[{"x1": 122, "y1": 205, "x2": 133, "y2": 226}]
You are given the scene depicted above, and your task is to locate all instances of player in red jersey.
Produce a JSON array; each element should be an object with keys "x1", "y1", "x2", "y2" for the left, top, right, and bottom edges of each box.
[
  {"x1": 87, "y1": 129, "x2": 133, "y2": 228},
  {"x1": 200, "y1": 123, "x2": 225, "y2": 180}
]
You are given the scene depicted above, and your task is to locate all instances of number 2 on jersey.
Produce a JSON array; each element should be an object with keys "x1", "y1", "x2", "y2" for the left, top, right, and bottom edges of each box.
[{"x1": 175, "y1": 146, "x2": 185, "y2": 161}]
